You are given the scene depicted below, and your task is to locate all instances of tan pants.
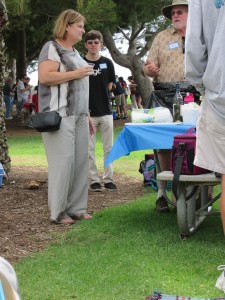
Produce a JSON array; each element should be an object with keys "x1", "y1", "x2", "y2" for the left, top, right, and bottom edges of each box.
[{"x1": 89, "y1": 115, "x2": 114, "y2": 185}]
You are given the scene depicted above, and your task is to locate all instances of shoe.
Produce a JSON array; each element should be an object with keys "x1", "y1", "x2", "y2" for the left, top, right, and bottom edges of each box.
[
  {"x1": 215, "y1": 265, "x2": 225, "y2": 293},
  {"x1": 156, "y1": 196, "x2": 170, "y2": 213},
  {"x1": 5, "y1": 116, "x2": 13, "y2": 120},
  {"x1": 90, "y1": 182, "x2": 102, "y2": 192},
  {"x1": 104, "y1": 182, "x2": 117, "y2": 191},
  {"x1": 69, "y1": 213, "x2": 92, "y2": 220},
  {"x1": 116, "y1": 116, "x2": 121, "y2": 120},
  {"x1": 123, "y1": 115, "x2": 128, "y2": 119},
  {"x1": 51, "y1": 217, "x2": 74, "y2": 225}
]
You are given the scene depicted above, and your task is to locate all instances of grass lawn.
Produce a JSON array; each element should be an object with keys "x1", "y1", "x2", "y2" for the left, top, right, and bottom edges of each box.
[{"x1": 7, "y1": 125, "x2": 225, "y2": 300}]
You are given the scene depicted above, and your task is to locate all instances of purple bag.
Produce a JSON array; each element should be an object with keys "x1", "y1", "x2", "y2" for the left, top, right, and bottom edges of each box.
[
  {"x1": 170, "y1": 128, "x2": 209, "y2": 175},
  {"x1": 170, "y1": 128, "x2": 210, "y2": 199}
]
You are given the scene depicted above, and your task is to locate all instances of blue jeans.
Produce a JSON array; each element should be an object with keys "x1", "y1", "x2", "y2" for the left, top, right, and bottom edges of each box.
[{"x1": 3, "y1": 95, "x2": 12, "y2": 118}]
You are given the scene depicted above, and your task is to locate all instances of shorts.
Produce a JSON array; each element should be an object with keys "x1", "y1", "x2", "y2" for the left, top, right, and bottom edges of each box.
[
  {"x1": 194, "y1": 99, "x2": 225, "y2": 174},
  {"x1": 115, "y1": 94, "x2": 126, "y2": 106}
]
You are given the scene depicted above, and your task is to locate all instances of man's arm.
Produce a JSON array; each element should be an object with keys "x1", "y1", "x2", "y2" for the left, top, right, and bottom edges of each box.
[{"x1": 185, "y1": 0, "x2": 207, "y2": 95}]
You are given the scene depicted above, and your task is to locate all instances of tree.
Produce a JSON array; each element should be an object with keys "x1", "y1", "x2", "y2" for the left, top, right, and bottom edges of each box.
[{"x1": 4, "y1": 0, "x2": 78, "y2": 76}]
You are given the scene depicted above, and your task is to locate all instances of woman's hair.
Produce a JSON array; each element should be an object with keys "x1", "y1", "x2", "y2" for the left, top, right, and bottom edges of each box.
[{"x1": 53, "y1": 9, "x2": 85, "y2": 39}]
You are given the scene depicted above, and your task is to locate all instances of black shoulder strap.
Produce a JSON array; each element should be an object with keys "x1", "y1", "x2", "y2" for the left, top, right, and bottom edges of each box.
[{"x1": 172, "y1": 154, "x2": 183, "y2": 200}]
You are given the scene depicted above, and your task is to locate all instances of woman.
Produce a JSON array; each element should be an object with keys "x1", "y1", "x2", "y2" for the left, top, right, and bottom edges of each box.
[{"x1": 38, "y1": 9, "x2": 94, "y2": 224}]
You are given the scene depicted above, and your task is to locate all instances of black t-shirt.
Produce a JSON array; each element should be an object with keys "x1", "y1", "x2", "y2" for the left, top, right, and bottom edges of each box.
[{"x1": 83, "y1": 56, "x2": 116, "y2": 117}]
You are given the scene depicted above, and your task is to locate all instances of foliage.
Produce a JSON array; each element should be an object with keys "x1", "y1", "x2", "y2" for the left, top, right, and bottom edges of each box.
[{"x1": 5, "y1": 0, "x2": 77, "y2": 66}]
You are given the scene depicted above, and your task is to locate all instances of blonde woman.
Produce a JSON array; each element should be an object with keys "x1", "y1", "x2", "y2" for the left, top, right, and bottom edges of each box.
[{"x1": 38, "y1": 9, "x2": 94, "y2": 224}]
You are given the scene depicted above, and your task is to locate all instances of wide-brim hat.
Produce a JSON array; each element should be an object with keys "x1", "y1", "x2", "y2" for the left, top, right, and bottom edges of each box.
[{"x1": 161, "y1": 0, "x2": 189, "y2": 19}]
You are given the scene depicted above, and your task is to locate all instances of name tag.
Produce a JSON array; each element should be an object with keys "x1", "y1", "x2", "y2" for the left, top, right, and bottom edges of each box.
[
  {"x1": 169, "y1": 42, "x2": 179, "y2": 50},
  {"x1": 100, "y1": 63, "x2": 107, "y2": 69}
]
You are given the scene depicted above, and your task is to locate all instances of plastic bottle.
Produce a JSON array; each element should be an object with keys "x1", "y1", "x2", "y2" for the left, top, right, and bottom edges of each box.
[{"x1": 173, "y1": 83, "x2": 183, "y2": 122}]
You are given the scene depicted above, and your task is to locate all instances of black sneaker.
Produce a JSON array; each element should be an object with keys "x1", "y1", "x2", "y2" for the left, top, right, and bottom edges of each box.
[
  {"x1": 156, "y1": 196, "x2": 169, "y2": 213},
  {"x1": 90, "y1": 182, "x2": 102, "y2": 192},
  {"x1": 104, "y1": 182, "x2": 117, "y2": 191}
]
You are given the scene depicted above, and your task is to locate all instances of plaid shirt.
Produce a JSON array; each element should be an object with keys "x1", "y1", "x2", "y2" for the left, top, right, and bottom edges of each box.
[{"x1": 148, "y1": 27, "x2": 185, "y2": 82}]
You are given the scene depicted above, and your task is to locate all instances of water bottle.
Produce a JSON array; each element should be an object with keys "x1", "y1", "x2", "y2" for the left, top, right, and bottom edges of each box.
[{"x1": 173, "y1": 83, "x2": 183, "y2": 122}]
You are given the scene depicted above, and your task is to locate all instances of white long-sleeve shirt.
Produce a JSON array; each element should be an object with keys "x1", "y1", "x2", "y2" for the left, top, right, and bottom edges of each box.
[{"x1": 185, "y1": 0, "x2": 225, "y2": 120}]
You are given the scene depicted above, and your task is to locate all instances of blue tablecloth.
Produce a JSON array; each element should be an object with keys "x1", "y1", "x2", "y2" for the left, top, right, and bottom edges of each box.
[{"x1": 105, "y1": 123, "x2": 194, "y2": 165}]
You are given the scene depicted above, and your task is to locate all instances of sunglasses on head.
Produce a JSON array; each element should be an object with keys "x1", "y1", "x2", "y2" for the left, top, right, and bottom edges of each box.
[
  {"x1": 87, "y1": 40, "x2": 100, "y2": 45},
  {"x1": 171, "y1": 10, "x2": 186, "y2": 16}
]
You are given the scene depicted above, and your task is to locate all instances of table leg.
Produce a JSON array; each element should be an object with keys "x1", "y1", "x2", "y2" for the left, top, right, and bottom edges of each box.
[{"x1": 176, "y1": 183, "x2": 208, "y2": 236}]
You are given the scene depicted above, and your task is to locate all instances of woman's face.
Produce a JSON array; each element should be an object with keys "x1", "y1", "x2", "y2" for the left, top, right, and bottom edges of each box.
[{"x1": 66, "y1": 20, "x2": 85, "y2": 43}]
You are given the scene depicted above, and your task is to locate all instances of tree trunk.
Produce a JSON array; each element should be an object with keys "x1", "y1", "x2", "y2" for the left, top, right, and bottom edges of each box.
[
  {"x1": 16, "y1": 28, "x2": 27, "y2": 76},
  {"x1": 0, "y1": 0, "x2": 11, "y2": 174}
]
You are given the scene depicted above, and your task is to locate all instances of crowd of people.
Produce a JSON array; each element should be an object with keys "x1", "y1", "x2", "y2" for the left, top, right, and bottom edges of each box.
[{"x1": 2, "y1": 74, "x2": 38, "y2": 125}]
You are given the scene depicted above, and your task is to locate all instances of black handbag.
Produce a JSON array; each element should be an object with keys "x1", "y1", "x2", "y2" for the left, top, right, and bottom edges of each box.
[
  {"x1": 31, "y1": 110, "x2": 62, "y2": 132},
  {"x1": 31, "y1": 84, "x2": 62, "y2": 133}
]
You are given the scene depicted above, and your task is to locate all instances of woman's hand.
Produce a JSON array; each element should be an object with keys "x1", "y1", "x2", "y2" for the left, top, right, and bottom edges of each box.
[
  {"x1": 39, "y1": 61, "x2": 94, "y2": 86},
  {"x1": 75, "y1": 65, "x2": 94, "y2": 79}
]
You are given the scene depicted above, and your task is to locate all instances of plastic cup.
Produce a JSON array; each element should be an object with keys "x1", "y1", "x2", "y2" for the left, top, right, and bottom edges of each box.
[{"x1": 87, "y1": 63, "x2": 95, "y2": 75}]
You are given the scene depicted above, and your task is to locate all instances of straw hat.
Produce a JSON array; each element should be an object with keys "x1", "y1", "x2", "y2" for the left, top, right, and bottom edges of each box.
[{"x1": 161, "y1": 0, "x2": 189, "y2": 19}]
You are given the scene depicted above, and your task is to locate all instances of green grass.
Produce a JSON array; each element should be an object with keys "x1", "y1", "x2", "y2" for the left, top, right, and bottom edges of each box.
[
  {"x1": 15, "y1": 195, "x2": 225, "y2": 299},
  {"x1": 6, "y1": 126, "x2": 225, "y2": 300}
]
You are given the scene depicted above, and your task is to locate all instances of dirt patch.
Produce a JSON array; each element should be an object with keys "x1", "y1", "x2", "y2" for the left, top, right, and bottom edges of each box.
[{"x1": 1, "y1": 116, "x2": 145, "y2": 263}]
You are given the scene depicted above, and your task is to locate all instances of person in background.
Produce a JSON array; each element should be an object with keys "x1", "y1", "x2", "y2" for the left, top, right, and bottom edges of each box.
[
  {"x1": 32, "y1": 85, "x2": 39, "y2": 113},
  {"x1": 17, "y1": 74, "x2": 33, "y2": 123},
  {"x1": 128, "y1": 76, "x2": 138, "y2": 109},
  {"x1": 84, "y1": 30, "x2": 117, "y2": 192},
  {"x1": 143, "y1": 0, "x2": 188, "y2": 212},
  {"x1": 38, "y1": 9, "x2": 94, "y2": 224},
  {"x1": 118, "y1": 76, "x2": 128, "y2": 118},
  {"x1": 113, "y1": 75, "x2": 127, "y2": 119},
  {"x1": 185, "y1": 0, "x2": 225, "y2": 236},
  {"x1": 12, "y1": 77, "x2": 19, "y2": 115},
  {"x1": 25, "y1": 77, "x2": 32, "y2": 102},
  {"x1": 3, "y1": 76, "x2": 13, "y2": 120},
  {"x1": 135, "y1": 83, "x2": 143, "y2": 109}
]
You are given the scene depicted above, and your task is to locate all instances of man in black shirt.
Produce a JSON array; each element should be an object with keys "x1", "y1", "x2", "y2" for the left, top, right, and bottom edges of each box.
[{"x1": 84, "y1": 30, "x2": 117, "y2": 192}]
